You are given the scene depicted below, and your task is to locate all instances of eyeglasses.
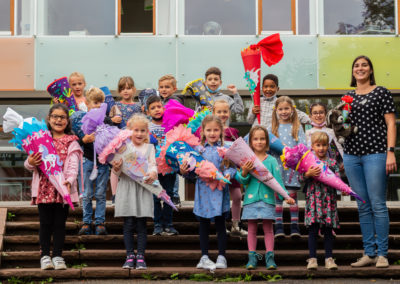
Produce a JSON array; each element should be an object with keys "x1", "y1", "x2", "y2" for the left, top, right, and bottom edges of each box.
[
  {"x1": 50, "y1": 114, "x2": 68, "y2": 121},
  {"x1": 311, "y1": 111, "x2": 325, "y2": 116}
]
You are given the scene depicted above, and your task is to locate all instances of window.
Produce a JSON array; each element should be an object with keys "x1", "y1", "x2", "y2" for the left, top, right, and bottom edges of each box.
[
  {"x1": 262, "y1": 0, "x2": 293, "y2": 33},
  {"x1": 0, "y1": 0, "x2": 11, "y2": 35},
  {"x1": 323, "y1": 0, "x2": 395, "y2": 35},
  {"x1": 120, "y1": 0, "x2": 154, "y2": 34},
  {"x1": 16, "y1": 0, "x2": 34, "y2": 35},
  {"x1": 38, "y1": 0, "x2": 115, "y2": 35},
  {"x1": 185, "y1": 0, "x2": 256, "y2": 35},
  {"x1": 297, "y1": 0, "x2": 310, "y2": 35}
]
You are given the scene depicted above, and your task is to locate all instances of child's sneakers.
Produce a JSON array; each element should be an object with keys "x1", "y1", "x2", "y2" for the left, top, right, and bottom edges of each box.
[
  {"x1": 230, "y1": 221, "x2": 248, "y2": 238},
  {"x1": 265, "y1": 251, "x2": 277, "y2": 270},
  {"x1": 163, "y1": 227, "x2": 179, "y2": 236},
  {"x1": 152, "y1": 225, "x2": 163, "y2": 236},
  {"x1": 215, "y1": 255, "x2": 227, "y2": 269},
  {"x1": 95, "y1": 223, "x2": 108, "y2": 235},
  {"x1": 274, "y1": 223, "x2": 285, "y2": 239},
  {"x1": 122, "y1": 254, "x2": 135, "y2": 269},
  {"x1": 306, "y1": 258, "x2": 318, "y2": 270},
  {"x1": 351, "y1": 254, "x2": 377, "y2": 267},
  {"x1": 376, "y1": 256, "x2": 389, "y2": 268},
  {"x1": 136, "y1": 254, "x2": 147, "y2": 270},
  {"x1": 78, "y1": 223, "x2": 92, "y2": 235},
  {"x1": 246, "y1": 251, "x2": 262, "y2": 270},
  {"x1": 40, "y1": 255, "x2": 54, "y2": 270},
  {"x1": 196, "y1": 255, "x2": 216, "y2": 271},
  {"x1": 52, "y1": 256, "x2": 67, "y2": 270},
  {"x1": 325, "y1": 257, "x2": 338, "y2": 270},
  {"x1": 290, "y1": 223, "x2": 301, "y2": 239}
]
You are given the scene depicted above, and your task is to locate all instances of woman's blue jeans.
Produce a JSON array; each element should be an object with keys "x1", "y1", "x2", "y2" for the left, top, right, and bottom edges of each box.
[{"x1": 343, "y1": 153, "x2": 389, "y2": 257}]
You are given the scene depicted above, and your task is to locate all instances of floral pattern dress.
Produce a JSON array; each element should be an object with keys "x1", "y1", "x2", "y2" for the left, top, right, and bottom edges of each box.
[
  {"x1": 301, "y1": 158, "x2": 340, "y2": 229},
  {"x1": 34, "y1": 135, "x2": 78, "y2": 205}
]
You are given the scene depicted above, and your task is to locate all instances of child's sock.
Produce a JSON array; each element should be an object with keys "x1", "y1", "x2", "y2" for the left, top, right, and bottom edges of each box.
[
  {"x1": 247, "y1": 220, "x2": 258, "y2": 251},
  {"x1": 262, "y1": 220, "x2": 274, "y2": 252}
]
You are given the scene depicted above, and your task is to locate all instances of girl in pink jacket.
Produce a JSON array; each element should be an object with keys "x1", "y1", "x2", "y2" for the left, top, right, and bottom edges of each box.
[{"x1": 25, "y1": 104, "x2": 83, "y2": 270}]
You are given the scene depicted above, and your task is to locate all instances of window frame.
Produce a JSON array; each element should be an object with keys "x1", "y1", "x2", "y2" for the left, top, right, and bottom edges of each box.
[
  {"x1": 258, "y1": 0, "x2": 297, "y2": 35},
  {"x1": 117, "y1": 0, "x2": 156, "y2": 35}
]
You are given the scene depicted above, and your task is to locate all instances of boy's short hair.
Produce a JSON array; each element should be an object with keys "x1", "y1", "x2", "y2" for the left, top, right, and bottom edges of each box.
[
  {"x1": 158, "y1": 75, "x2": 177, "y2": 88},
  {"x1": 146, "y1": 95, "x2": 163, "y2": 111},
  {"x1": 118, "y1": 76, "x2": 135, "y2": 92},
  {"x1": 205, "y1": 67, "x2": 222, "y2": 79},
  {"x1": 69, "y1": 71, "x2": 86, "y2": 83},
  {"x1": 311, "y1": 131, "x2": 329, "y2": 145},
  {"x1": 262, "y1": 74, "x2": 279, "y2": 87},
  {"x1": 86, "y1": 87, "x2": 105, "y2": 103}
]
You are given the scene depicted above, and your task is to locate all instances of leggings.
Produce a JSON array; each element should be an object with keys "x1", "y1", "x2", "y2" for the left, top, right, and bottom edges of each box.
[
  {"x1": 38, "y1": 203, "x2": 69, "y2": 257},
  {"x1": 123, "y1": 217, "x2": 147, "y2": 256},
  {"x1": 229, "y1": 186, "x2": 242, "y2": 221},
  {"x1": 308, "y1": 223, "x2": 333, "y2": 258},
  {"x1": 275, "y1": 188, "x2": 299, "y2": 224},
  {"x1": 247, "y1": 220, "x2": 274, "y2": 252},
  {"x1": 199, "y1": 216, "x2": 226, "y2": 256}
]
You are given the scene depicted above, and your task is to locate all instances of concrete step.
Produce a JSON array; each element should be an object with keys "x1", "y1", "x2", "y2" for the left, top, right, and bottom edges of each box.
[
  {"x1": 4, "y1": 234, "x2": 400, "y2": 251},
  {"x1": 2, "y1": 249, "x2": 400, "y2": 268},
  {"x1": 1, "y1": 266, "x2": 400, "y2": 281}
]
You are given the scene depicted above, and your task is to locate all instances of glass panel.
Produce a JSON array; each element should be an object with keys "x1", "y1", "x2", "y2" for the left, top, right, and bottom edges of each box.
[
  {"x1": 17, "y1": 0, "x2": 33, "y2": 35},
  {"x1": 262, "y1": 0, "x2": 291, "y2": 31},
  {"x1": 185, "y1": 0, "x2": 256, "y2": 35},
  {"x1": 157, "y1": 0, "x2": 173, "y2": 35},
  {"x1": 324, "y1": 0, "x2": 395, "y2": 35},
  {"x1": 43, "y1": 0, "x2": 115, "y2": 35},
  {"x1": 298, "y1": 0, "x2": 310, "y2": 34},
  {"x1": 0, "y1": 0, "x2": 11, "y2": 32},
  {"x1": 121, "y1": 0, "x2": 153, "y2": 33}
]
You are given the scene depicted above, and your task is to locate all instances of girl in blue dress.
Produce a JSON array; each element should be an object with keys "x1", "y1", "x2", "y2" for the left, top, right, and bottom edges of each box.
[{"x1": 180, "y1": 115, "x2": 236, "y2": 271}]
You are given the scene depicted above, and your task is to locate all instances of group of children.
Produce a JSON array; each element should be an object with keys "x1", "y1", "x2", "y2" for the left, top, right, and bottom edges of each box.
[{"x1": 25, "y1": 67, "x2": 347, "y2": 272}]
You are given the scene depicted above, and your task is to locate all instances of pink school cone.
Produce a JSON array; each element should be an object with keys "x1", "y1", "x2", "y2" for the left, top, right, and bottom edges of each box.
[
  {"x1": 296, "y1": 151, "x2": 365, "y2": 203},
  {"x1": 224, "y1": 137, "x2": 289, "y2": 199}
]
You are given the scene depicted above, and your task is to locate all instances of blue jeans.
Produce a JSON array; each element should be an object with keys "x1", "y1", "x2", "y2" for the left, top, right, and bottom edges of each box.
[
  {"x1": 343, "y1": 153, "x2": 389, "y2": 257},
  {"x1": 82, "y1": 159, "x2": 110, "y2": 225},
  {"x1": 153, "y1": 173, "x2": 176, "y2": 228},
  {"x1": 173, "y1": 177, "x2": 180, "y2": 199}
]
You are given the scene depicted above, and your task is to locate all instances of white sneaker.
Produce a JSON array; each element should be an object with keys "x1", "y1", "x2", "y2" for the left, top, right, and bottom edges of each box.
[
  {"x1": 40, "y1": 255, "x2": 54, "y2": 270},
  {"x1": 52, "y1": 256, "x2": 67, "y2": 270},
  {"x1": 215, "y1": 255, "x2": 227, "y2": 269},
  {"x1": 196, "y1": 255, "x2": 216, "y2": 270}
]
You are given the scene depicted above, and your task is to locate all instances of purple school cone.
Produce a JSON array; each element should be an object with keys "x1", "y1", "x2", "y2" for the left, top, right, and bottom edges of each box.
[{"x1": 47, "y1": 77, "x2": 78, "y2": 115}]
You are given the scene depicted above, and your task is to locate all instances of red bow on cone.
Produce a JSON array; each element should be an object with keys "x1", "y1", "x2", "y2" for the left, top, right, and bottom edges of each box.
[{"x1": 241, "y1": 33, "x2": 284, "y2": 123}]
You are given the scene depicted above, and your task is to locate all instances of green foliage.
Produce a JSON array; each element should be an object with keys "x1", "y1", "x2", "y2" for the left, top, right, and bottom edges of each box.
[
  {"x1": 189, "y1": 273, "x2": 213, "y2": 281},
  {"x1": 69, "y1": 262, "x2": 88, "y2": 269},
  {"x1": 258, "y1": 273, "x2": 282, "y2": 282},
  {"x1": 39, "y1": 278, "x2": 54, "y2": 284},
  {"x1": 306, "y1": 273, "x2": 314, "y2": 280},
  {"x1": 6, "y1": 277, "x2": 33, "y2": 284},
  {"x1": 141, "y1": 273, "x2": 158, "y2": 280},
  {"x1": 70, "y1": 243, "x2": 86, "y2": 251},
  {"x1": 393, "y1": 259, "x2": 400, "y2": 265},
  {"x1": 170, "y1": 273, "x2": 179, "y2": 280},
  {"x1": 7, "y1": 212, "x2": 16, "y2": 221}
]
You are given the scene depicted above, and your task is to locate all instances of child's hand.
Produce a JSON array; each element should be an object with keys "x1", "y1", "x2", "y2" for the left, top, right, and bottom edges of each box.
[
  {"x1": 112, "y1": 159, "x2": 123, "y2": 173},
  {"x1": 241, "y1": 160, "x2": 254, "y2": 177},
  {"x1": 285, "y1": 197, "x2": 295, "y2": 205},
  {"x1": 28, "y1": 152, "x2": 42, "y2": 166},
  {"x1": 180, "y1": 161, "x2": 190, "y2": 175},
  {"x1": 111, "y1": 116, "x2": 122, "y2": 124},
  {"x1": 226, "y1": 84, "x2": 238, "y2": 95},
  {"x1": 339, "y1": 163, "x2": 345, "y2": 172},
  {"x1": 224, "y1": 174, "x2": 231, "y2": 181},
  {"x1": 63, "y1": 181, "x2": 71, "y2": 193},
  {"x1": 305, "y1": 166, "x2": 321, "y2": 178},
  {"x1": 82, "y1": 133, "x2": 95, "y2": 144},
  {"x1": 53, "y1": 97, "x2": 59, "y2": 104},
  {"x1": 252, "y1": 105, "x2": 260, "y2": 115},
  {"x1": 144, "y1": 171, "x2": 157, "y2": 184}
]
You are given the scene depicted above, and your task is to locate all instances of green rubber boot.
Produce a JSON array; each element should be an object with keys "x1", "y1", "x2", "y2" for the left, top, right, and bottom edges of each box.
[{"x1": 265, "y1": 251, "x2": 277, "y2": 270}]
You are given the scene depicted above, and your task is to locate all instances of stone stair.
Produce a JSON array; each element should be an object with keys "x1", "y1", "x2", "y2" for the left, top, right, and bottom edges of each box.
[{"x1": 0, "y1": 204, "x2": 400, "y2": 281}]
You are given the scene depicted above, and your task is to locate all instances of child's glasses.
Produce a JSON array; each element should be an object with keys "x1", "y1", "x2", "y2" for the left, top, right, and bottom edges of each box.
[
  {"x1": 50, "y1": 114, "x2": 68, "y2": 121},
  {"x1": 311, "y1": 111, "x2": 325, "y2": 116}
]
